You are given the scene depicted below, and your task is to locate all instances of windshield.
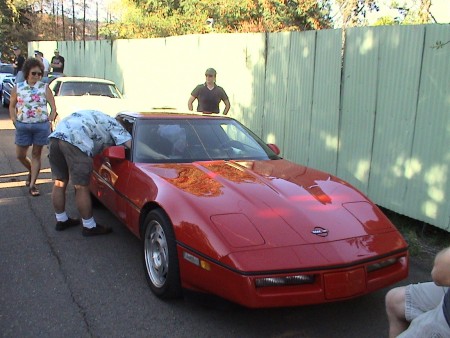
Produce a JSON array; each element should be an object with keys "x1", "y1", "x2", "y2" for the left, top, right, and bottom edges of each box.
[
  {"x1": 133, "y1": 118, "x2": 280, "y2": 163},
  {"x1": 59, "y1": 82, "x2": 122, "y2": 98},
  {"x1": 0, "y1": 64, "x2": 14, "y2": 74}
]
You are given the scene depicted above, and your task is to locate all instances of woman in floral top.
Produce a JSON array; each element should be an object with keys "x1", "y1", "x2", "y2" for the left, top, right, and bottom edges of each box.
[{"x1": 9, "y1": 58, "x2": 57, "y2": 196}]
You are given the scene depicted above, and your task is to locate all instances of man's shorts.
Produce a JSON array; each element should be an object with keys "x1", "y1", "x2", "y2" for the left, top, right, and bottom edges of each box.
[
  {"x1": 15, "y1": 121, "x2": 51, "y2": 146},
  {"x1": 48, "y1": 138, "x2": 93, "y2": 186},
  {"x1": 398, "y1": 282, "x2": 450, "y2": 338}
]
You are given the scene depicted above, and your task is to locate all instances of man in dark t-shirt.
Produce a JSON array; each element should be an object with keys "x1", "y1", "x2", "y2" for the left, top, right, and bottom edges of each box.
[
  {"x1": 188, "y1": 68, "x2": 230, "y2": 114},
  {"x1": 51, "y1": 49, "x2": 65, "y2": 73}
]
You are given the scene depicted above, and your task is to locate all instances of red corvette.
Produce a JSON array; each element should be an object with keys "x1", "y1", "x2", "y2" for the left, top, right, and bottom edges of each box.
[{"x1": 90, "y1": 111, "x2": 409, "y2": 308}]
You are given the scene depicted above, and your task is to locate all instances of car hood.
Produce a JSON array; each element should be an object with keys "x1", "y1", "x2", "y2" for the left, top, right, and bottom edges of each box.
[
  {"x1": 0, "y1": 73, "x2": 14, "y2": 80},
  {"x1": 55, "y1": 96, "x2": 138, "y2": 120},
  {"x1": 138, "y1": 159, "x2": 399, "y2": 250}
]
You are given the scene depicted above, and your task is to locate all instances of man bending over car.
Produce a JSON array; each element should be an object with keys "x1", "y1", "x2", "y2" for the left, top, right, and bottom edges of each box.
[{"x1": 48, "y1": 110, "x2": 132, "y2": 236}]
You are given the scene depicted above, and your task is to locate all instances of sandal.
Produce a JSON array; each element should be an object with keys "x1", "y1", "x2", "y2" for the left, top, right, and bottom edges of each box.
[
  {"x1": 25, "y1": 172, "x2": 31, "y2": 187},
  {"x1": 29, "y1": 186, "x2": 40, "y2": 197}
]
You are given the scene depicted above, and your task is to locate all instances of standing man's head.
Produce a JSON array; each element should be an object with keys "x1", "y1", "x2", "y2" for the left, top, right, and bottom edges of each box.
[
  {"x1": 205, "y1": 68, "x2": 216, "y2": 84},
  {"x1": 54, "y1": 49, "x2": 59, "y2": 56},
  {"x1": 34, "y1": 50, "x2": 42, "y2": 60},
  {"x1": 13, "y1": 46, "x2": 21, "y2": 56}
]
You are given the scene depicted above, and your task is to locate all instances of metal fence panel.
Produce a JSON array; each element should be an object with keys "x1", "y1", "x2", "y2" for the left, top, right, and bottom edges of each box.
[
  {"x1": 368, "y1": 25, "x2": 424, "y2": 212},
  {"x1": 237, "y1": 33, "x2": 266, "y2": 136},
  {"x1": 403, "y1": 25, "x2": 450, "y2": 231},
  {"x1": 282, "y1": 31, "x2": 316, "y2": 165},
  {"x1": 309, "y1": 29, "x2": 342, "y2": 174},
  {"x1": 262, "y1": 32, "x2": 291, "y2": 150},
  {"x1": 337, "y1": 27, "x2": 379, "y2": 193},
  {"x1": 29, "y1": 25, "x2": 450, "y2": 231}
]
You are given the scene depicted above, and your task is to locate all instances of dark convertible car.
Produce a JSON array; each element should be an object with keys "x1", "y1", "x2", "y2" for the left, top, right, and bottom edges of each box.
[{"x1": 1, "y1": 76, "x2": 14, "y2": 107}]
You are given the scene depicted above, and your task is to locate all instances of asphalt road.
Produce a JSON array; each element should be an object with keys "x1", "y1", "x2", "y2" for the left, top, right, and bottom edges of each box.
[{"x1": 0, "y1": 107, "x2": 432, "y2": 338}]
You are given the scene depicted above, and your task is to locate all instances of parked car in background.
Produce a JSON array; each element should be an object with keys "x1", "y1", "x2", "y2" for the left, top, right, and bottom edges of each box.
[
  {"x1": 89, "y1": 110, "x2": 409, "y2": 308},
  {"x1": 48, "y1": 76, "x2": 131, "y2": 122},
  {"x1": 1, "y1": 76, "x2": 15, "y2": 107},
  {"x1": 42, "y1": 71, "x2": 65, "y2": 84},
  {"x1": 0, "y1": 63, "x2": 14, "y2": 100},
  {"x1": 2, "y1": 72, "x2": 65, "y2": 108}
]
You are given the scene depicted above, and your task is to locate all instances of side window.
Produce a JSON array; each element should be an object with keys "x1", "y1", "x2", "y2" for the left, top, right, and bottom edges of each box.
[
  {"x1": 116, "y1": 116, "x2": 134, "y2": 134},
  {"x1": 116, "y1": 115, "x2": 135, "y2": 160},
  {"x1": 133, "y1": 122, "x2": 189, "y2": 162},
  {"x1": 52, "y1": 81, "x2": 62, "y2": 96}
]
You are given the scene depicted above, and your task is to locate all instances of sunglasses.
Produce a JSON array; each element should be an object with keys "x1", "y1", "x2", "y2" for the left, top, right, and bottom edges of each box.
[
  {"x1": 205, "y1": 74, "x2": 215, "y2": 77},
  {"x1": 31, "y1": 71, "x2": 43, "y2": 76}
]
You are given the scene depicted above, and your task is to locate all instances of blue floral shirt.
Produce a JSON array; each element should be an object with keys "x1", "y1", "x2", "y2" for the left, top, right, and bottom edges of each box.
[{"x1": 49, "y1": 110, "x2": 132, "y2": 156}]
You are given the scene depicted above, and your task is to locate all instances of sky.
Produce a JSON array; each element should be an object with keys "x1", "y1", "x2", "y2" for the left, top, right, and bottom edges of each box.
[
  {"x1": 366, "y1": 0, "x2": 450, "y2": 24},
  {"x1": 329, "y1": 0, "x2": 449, "y2": 27}
]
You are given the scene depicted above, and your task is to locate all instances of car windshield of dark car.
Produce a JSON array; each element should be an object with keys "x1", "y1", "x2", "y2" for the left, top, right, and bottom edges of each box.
[
  {"x1": 133, "y1": 118, "x2": 279, "y2": 163},
  {"x1": 59, "y1": 82, "x2": 122, "y2": 98},
  {"x1": 0, "y1": 64, "x2": 14, "y2": 74}
]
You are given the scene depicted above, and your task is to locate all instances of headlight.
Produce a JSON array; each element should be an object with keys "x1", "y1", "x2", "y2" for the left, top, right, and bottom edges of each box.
[
  {"x1": 255, "y1": 275, "x2": 315, "y2": 287},
  {"x1": 367, "y1": 257, "x2": 397, "y2": 272}
]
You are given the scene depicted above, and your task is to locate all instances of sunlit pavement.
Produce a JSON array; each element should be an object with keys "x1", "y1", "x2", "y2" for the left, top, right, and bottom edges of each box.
[
  {"x1": 0, "y1": 110, "x2": 13, "y2": 130},
  {"x1": 0, "y1": 109, "x2": 52, "y2": 188}
]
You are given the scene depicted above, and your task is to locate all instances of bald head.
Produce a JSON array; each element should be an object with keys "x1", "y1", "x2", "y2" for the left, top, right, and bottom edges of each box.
[{"x1": 431, "y1": 247, "x2": 450, "y2": 286}]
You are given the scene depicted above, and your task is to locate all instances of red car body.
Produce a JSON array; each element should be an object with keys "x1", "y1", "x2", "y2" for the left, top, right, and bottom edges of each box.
[{"x1": 90, "y1": 111, "x2": 409, "y2": 308}]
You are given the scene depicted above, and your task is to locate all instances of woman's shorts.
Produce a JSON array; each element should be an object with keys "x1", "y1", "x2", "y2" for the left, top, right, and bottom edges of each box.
[{"x1": 15, "y1": 121, "x2": 51, "y2": 146}]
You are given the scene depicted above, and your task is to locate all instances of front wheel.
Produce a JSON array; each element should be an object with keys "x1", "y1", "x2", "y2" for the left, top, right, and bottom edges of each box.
[{"x1": 142, "y1": 209, "x2": 182, "y2": 299}]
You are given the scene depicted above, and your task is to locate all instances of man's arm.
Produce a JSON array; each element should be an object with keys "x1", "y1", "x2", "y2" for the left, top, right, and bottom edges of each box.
[
  {"x1": 46, "y1": 86, "x2": 57, "y2": 122},
  {"x1": 136, "y1": 140, "x2": 169, "y2": 160},
  {"x1": 9, "y1": 86, "x2": 17, "y2": 124},
  {"x1": 223, "y1": 98, "x2": 230, "y2": 115},
  {"x1": 187, "y1": 95, "x2": 196, "y2": 111},
  {"x1": 123, "y1": 140, "x2": 132, "y2": 149}
]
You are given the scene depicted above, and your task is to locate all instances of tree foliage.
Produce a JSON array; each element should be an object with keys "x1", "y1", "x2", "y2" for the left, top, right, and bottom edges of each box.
[
  {"x1": 102, "y1": 0, "x2": 334, "y2": 39},
  {"x1": 0, "y1": 0, "x2": 105, "y2": 61},
  {"x1": 0, "y1": 0, "x2": 35, "y2": 61},
  {"x1": 0, "y1": 0, "x2": 440, "y2": 58},
  {"x1": 333, "y1": 0, "x2": 380, "y2": 27}
]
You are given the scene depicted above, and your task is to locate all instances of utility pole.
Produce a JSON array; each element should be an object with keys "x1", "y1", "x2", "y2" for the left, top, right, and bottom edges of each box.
[
  {"x1": 96, "y1": 2, "x2": 99, "y2": 40},
  {"x1": 62, "y1": 1, "x2": 66, "y2": 41},
  {"x1": 83, "y1": 0, "x2": 86, "y2": 40},
  {"x1": 72, "y1": 0, "x2": 75, "y2": 40}
]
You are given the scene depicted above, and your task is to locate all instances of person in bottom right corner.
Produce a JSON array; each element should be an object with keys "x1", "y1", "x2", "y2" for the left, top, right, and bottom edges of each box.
[{"x1": 385, "y1": 246, "x2": 450, "y2": 337}]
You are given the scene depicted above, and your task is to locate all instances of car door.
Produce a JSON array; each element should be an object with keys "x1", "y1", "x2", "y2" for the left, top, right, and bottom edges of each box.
[
  {"x1": 95, "y1": 153, "x2": 132, "y2": 222},
  {"x1": 92, "y1": 116, "x2": 135, "y2": 223}
]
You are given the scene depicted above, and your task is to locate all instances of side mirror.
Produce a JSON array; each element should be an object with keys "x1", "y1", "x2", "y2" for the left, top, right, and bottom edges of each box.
[
  {"x1": 267, "y1": 143, "x2": 280, "y2": 155},
  {"x1": 103, "y1": 146, "x2": 126, "y2": 160}
]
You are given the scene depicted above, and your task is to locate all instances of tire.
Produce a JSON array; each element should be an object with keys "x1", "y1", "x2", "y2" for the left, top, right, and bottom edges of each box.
[{"x1": 142, "y1": 209, "x2": 182, "y2": 299}]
